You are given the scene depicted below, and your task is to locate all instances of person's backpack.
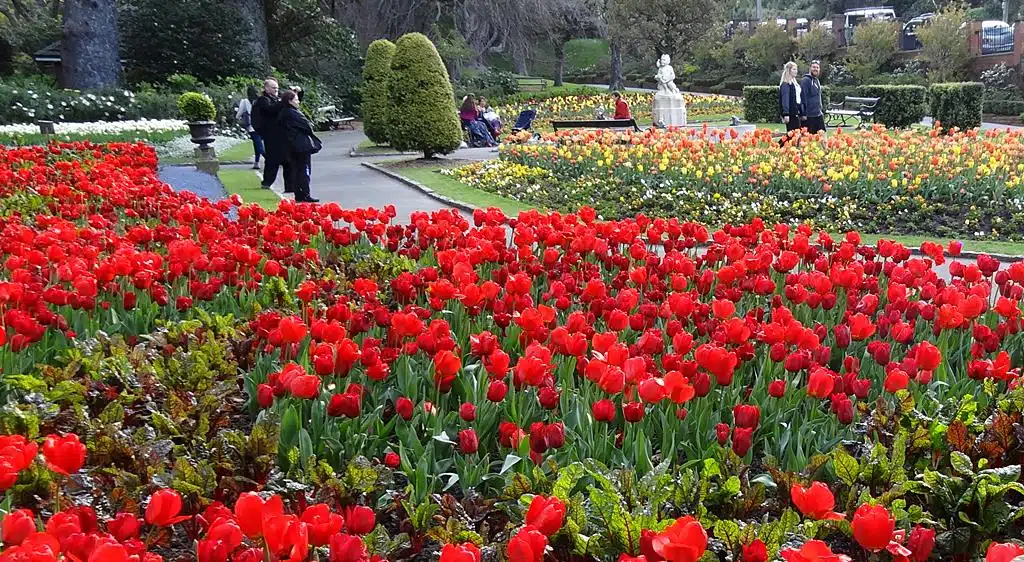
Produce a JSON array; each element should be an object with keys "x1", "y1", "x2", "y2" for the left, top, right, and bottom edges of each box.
[{"x1": 238, "y1": 104, "x2": 252, "y2": 129}]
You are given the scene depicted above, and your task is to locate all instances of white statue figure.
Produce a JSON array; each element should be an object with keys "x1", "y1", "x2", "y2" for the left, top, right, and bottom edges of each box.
[
  {"x1": 652, "y1": 54, "x2": 686, "y2": 127},
  {"x1": 655, "y1": 54, "x2": 680, "y2": 96}
]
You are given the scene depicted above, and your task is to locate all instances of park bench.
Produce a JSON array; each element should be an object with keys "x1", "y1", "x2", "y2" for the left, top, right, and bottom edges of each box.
[
  {"x1": 517, "y1": 77, "x2": 548, "y2": 92},
  {"x1": 826, "y1": 96, "x2": 879, "y2": 128},
  {"x1": 315, "y1": 105, "x2": 355, "y2": 130},
  {"x1": 551, "y1": 118, "x2": 641, "y2": 132}
]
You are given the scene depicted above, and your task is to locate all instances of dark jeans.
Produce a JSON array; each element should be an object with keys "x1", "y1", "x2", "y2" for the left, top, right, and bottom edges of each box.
[
  {"x1": 250, "y1": 131, "x2": 264, "y2": 164},
  {"x1": 262, "y1": 143, "x2": 292, "y2": 191},
  {"x1": 804, "y1": 114, "x2": 826, "y2": 135},
  {"x1": 288, "y1": 151, "x2": 312, "y2": 201}
]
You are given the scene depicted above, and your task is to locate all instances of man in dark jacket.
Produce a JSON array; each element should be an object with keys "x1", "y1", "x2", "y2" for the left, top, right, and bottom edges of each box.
[
  {"x1": 800, "y1": 61, "x2": 825, "y2": 135},
  {"x1": 251, "y1": 78, "x2": 291, "y2": 191}
]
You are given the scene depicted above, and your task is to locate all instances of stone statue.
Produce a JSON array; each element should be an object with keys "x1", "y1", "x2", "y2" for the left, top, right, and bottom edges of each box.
[
  {"x1": 652, "y1": 54, "x2": 686, "y2": 127},
  {"x1": 655, "y1": 54, "x2": 680, "y2": 96}
]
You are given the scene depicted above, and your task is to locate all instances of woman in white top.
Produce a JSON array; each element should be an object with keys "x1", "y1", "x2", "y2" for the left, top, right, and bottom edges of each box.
[
  {"x1": 235, "y1": 85, "x2": 264, "y2": 169},
  {"x1": 779, "y1": 61, "x2": 803, "y2": 143}
]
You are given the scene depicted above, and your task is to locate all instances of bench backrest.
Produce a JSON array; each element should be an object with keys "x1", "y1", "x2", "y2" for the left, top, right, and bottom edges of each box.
[
  {"x1": 517, "y1": 78, "x2": 547, "y2": 92},
  {"x1": 551, "y1": 119, "x2": 639, "y2": 132},
  {"x1": 843, "y1": 96, "x2": 879, "y2": 109}
]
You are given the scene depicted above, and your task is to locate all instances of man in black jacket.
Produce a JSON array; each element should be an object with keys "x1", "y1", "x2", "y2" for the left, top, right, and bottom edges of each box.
[
  {"x1": 800, "y1": 60, "x2": 825, "y2": 135},
  {"x1": 251, "y1": 78, "x2": 291, "y2": 191}
]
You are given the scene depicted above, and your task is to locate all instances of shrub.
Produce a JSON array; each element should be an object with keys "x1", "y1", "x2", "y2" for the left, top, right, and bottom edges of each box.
[
  {"x1": 742, "y1": 24, "x2": 795, "y2": 83},
  {"x1": 857, "y1": 85, "x2": 927, "y2": 128},
  {"x1": 743, "y1": 86, "x2": 778, "y2": 123},
  {"x1": 361, "y1": 39, "x2": 396, "y2": 146},
  {"x1": 846, "y1": 20, "x2": 899, "y2": 83},
  {"x1": 177, "y1": 92, "x2": 216, "y2": 122},
  {"x1": 984, "y1": 99, "x2": 1024, "y2": 115},
  {"x1": 387, "y1": 33, "x2": 463, "y2": 158},
  {"x1": 929, "y1": 82, "x2": 984, "y2": 130},
  {"x1": 455, "y1": 69, "x2": 519, "y2": 101},
  {"x1": 917, "y1": 5, "x2": 970, "y2": 82},
  {"x1": 796, "y1": 26, "x2": 838, "y2": 68}
]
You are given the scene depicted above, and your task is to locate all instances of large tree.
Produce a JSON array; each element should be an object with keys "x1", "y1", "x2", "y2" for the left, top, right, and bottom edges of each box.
[
  {"x1": 62, "y1": 0, "x2": 121, "y2": 89},
  {"x1": 544, "y1": 0, "x2": 603, "y2": 86},
  {"x1": 607, "y1": 0, "x2": 723, "y2": 65}
]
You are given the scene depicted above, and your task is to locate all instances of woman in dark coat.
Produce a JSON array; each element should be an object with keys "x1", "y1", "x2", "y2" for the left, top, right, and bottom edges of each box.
[
  {"x1": 278, "y1": 90, "x2": 320, "y2": 203},
  {"x1": 779, "y1": 61, "x2": 803, "y2": 144}
]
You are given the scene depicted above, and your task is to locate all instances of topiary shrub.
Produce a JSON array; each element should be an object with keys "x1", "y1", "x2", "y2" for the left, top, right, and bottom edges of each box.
[
  {"x1": 177, "y1": 92, "x2": 216, "y2": 122},
  {"x1": 928, "y1": 82, "x2": 984, "y2": 130},
  {"x1": 857, "y1": 85, "x2": 927, "y2": 128},
  {"x1": 387, "y1": 32, "x2": 463, "y2": 159},
  {"x1": 743, "y1": 86, "x2": 779, "y2": 123},
  {"x1": 361, "y1": 39, "x2": 396, "y2": 146}
]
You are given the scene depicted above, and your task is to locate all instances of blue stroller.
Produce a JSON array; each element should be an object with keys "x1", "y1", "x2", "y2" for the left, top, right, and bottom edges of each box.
[{"x1": 512, "y1": 109, "x2": 537, "y2": 132}]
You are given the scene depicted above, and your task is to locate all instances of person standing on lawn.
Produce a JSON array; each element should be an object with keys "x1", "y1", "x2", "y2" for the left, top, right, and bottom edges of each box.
[
  {"x1": 779, "y1": 61, "x2": 803, "y2": 144},
  {"x1": 800, "y1": 60, "x2": 825, "y2": 135},
  {"x1": 278, "y1": 90, "x2": 321, "y2": 203},
  {"x1": 236, "y1": 85, "x2": 264, "y2": 169},
  {"x1": 251, "y1": 78, "x2": 292, "y2": 192}
]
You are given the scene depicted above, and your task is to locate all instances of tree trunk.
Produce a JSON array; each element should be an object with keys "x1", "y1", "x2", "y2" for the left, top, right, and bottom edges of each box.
[
  {"x1": 553, "y1": 39, "x2": 564, "y2": 87},
  {"x1": 512, "y1": 43, "x2": 529, "y2": 75},
  {"x1": 233, "y1": 0, "x2": 270, "y2": 73},
  {"x1": 61, "y1": 0, "x2": 120, "y2": 89},
  {"x1": 609, "y1": 42, "x2": 623, "y2": 91}
]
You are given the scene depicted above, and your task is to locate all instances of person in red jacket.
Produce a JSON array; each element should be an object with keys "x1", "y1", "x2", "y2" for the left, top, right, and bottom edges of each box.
[{"x1": 612, "y1": 91, "x2": 632, "y2": 119}]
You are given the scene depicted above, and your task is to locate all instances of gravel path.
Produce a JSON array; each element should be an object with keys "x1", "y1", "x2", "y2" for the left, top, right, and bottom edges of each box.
[{"x1": 158, "y1": 165, "x2": 226, "y2": 202}]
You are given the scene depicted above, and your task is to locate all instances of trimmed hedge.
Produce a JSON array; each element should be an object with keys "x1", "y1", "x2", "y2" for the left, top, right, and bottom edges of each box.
[
  {"x1": 387, "y1": 33, "x2": 463, "y2": 158},
  {"x1": 743, "y1": 86, "x2": 779, "y2": 122},
  {"x1": 361, "y1": 39, "x2": 396, "y2": 146},
  {"x1": 984, "y1": 99, "x2": 1024, "y2": 116},
  {"x1": 929, "y1": 82, "x2": 984, "y2": 130},
  {"x1": 857, "y1": 85, "x2": 927, "y2": 128}
]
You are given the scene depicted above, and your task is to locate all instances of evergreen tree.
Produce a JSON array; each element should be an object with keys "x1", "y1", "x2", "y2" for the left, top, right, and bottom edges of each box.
[
  {"x1": 361, "y1": 39, "x2": 396, "y2": 146},
  {"x1": 387, "y1": 32, "x2": 463, "y2": 158}
]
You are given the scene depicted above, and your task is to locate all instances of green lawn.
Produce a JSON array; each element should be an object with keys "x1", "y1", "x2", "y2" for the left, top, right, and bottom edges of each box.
[
  {"x1": 355, "y1": 139, "x2": 412, "y2": 154},
  {"x1": 390, "y1": 165, "x2": 537, "y2": 215},
  {"x1": 392, "y1": 162, "x2": 1024, "y2": 257},
  {"x1": 218, "y1": 141, "x2": 256, "y2": 162},
  {"x1": 218, "y1": 168, "x2": 280, "y2": 210}
]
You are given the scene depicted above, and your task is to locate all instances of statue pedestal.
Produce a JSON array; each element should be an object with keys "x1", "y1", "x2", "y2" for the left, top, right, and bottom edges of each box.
[{"x1": 653, "y1": 92, "x2": 687, "y2": 127}]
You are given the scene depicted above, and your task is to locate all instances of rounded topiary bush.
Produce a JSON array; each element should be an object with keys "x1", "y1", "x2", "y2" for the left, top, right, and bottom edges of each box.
[
  {"x1": 387, "y1": 32, "x2": 463, "y2": 158},
  {"x1": 362, "y1": 39, "x2": 397, "y2": 146},
  {"x1": 177, "y1": 92, "x2": 216, "y2": 122}
]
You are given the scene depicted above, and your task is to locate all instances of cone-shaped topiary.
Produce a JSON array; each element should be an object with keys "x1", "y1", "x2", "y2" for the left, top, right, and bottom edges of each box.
[
  {"x1": 361, "y1": 39, "x2": 396, "y2": 146},
  {"x1": 387, "y1": 32, "x2": 463, "y2": 158}
]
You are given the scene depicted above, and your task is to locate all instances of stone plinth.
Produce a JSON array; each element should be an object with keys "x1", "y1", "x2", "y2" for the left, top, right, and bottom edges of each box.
[{"x1": 653, "y1": 92, "x2": 687, "y2": 127}]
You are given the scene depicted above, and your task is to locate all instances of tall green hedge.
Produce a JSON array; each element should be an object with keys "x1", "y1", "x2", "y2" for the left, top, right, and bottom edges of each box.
[
  {"x1": 361, "y1": 39, "x2": 396, "y2": 146},
  {"x1": 928, "y1": 82, "x2": 984, "y2": 130},
  {"x1": 743, "y1": 86, "x2": 779, "y2": 123},
  {"x1": 857, "y1": 85, "x2": 927, "y2": 128},
  {"x1": 387, "y1": 33, "x2": 463, "y2": 159}
]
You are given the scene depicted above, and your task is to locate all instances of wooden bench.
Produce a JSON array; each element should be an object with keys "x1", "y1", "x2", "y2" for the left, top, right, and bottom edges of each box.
[
  {"x1": 517, "y1": 77, "x2": 548, "y2": 92},
  {"x1": 315, "y1": 105, "x2": 356, "y2": 130},
  {"x1": 826, "y1": 96, "x2": 879, "y2": 127},
  {"x1": 551, "y1": 118, "x2": 641, "y2": 132}
]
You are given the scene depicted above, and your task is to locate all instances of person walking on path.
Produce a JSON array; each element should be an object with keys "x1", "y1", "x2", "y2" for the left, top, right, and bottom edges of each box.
[
  {"x1": 799, "y1": 60, "x2": 825, "y2": 135},
  {"x1": 236, "y1": 85, "x2": 264, "y2": 169},
  {"x1": 779, "y1": 62, "x2": 803, "y2": 145},
  {"x1": 278, "y1": 90, "x2": 321, "y2": 203},
  {"x1": 251, "y1": 78, "x2": 292, "y2": 192}
]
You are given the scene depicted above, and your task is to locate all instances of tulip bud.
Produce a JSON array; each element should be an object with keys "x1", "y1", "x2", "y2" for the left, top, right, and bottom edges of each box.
[
  {"x1": 715, "y1": 423, "x2": 730, "y2": 445},
  {"x1": 538, "y1": 387, "x2": 560, "y2": 410},
  {"x1": 384, "y1": 452, "x2": 400, "y2": 469},
  {"x1": 395, "y1": 397, "x2": 413, "y2": 421},
  {"x1": 458, "y1": 402, "x2": 476, "y2": 422},
  {"x1": 257, "y1": 384, "x2": 275, "y2": 408},
  {"x1": 768, "y1": 379, "x2": 786, "y2": 398},
  {"x1": 487, "y1": 380, "x2": 508, "y2": 402},
  {"x1": 592, "y1": 399, "x2": 616, "y2": 422},
  {"x1": 458, "y1": 429, "x2": 479, "y2": 454},
  {"x1": 623, "y1": 402, "x2": 645, "y2": 423}
]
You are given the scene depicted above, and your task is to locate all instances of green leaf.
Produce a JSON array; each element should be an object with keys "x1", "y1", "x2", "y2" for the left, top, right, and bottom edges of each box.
[
  {"x1": 949, "y1": 451, "x2": 974, "y2": 476},
  {"x1": 722, "y1": 475, "x2": 741, "y2": 497},
  {"x1": 713, "y1": 519, "x2": 742, "y2": 551},
  {"x1": 553, "y1": 462, "x2": 585, "y2": 500},
  {"x1": 833, "y1": 447, "x2": 859, "y2": 486},
  {"x1": 280, "y1": 405, "x2": 300, "y2": 448}
]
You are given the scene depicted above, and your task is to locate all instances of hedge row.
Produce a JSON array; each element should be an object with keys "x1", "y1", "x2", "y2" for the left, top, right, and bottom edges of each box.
[
  {"x1": 983, "y1": 99, "x2": 1024, "y2": 116},
  {"x1": 929, "y1": 82, "x2": 984, "y2": 130},
  {"x1": 857, "y1": 85, "x2": 927, "y2": 128}
]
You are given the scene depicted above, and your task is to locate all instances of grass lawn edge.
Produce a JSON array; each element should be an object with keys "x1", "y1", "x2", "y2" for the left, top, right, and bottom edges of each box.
[{"x1": 217, "y1": 168, "x2": 281, "y2": 211}]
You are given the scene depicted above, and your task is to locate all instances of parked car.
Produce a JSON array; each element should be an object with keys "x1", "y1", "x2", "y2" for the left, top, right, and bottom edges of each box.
[
  {"x1": 843, "y1": 7, "x2": 897, "y2": 44},
  {"x1": 901, "y1": 13, "x2": 933, "y2": 51},
  {"x1": 982, "y1": 20, "x2": 1014, "y2": 54}
]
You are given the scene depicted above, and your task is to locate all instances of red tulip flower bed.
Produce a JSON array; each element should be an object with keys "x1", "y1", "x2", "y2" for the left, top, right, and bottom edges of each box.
[{"x1": 3, "y1": 142, "x2": 1024, "y2": 562}]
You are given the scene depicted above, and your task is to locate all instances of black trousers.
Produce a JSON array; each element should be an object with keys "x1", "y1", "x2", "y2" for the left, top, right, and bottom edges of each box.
[
  {"x1": 780, "y1": 115, "x2": 802, "y2": 146},
  {"x1": 262, "y1": 142, "x2": 292, "y2": 191},
  {"x1": 288, "y1": 152, "x2": 312, "y2": 201},
  {"x1": 804, "y1": 114, "x2": 826, "y2": 135}
]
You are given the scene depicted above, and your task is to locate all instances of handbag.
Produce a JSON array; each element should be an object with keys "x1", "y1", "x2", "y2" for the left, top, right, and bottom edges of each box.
[{"x1": 308, "y1": 133, "x2": 322, "y2": 154}]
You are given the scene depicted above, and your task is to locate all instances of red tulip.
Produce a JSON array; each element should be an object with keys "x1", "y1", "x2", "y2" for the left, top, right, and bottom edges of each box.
[
  {"x1": 145, "y1": 488, "x2": 190, "y2": 526},
  {"x1": 623, "y1": 402, "x2": 645, "y2": 422},
  {"x1": 41, "y1": 434, "x2": 86, "y2": 476},
  {"x1": 742, "y1": 539, "x2": 768, "y2": 562},
  {"x1": 262, "y1": 514, "x2": 308, "y2": 562},
  {"x1": 300, "y1": 504, "x2": 344, "y2": 547},
  {"x1": 107, "y1": 512, "x2": 142, "y2": 542},
  {"x1": 395, "y1": 397, "x2": 413, "y2": 420},
  {"x1": 780, "y1": 540, "x2": 852, "y2": 562},
  {"x1": 329, "y1": 533, "x2": 368, "y2": 562},
  {"x1": 538, "y1": 387, "x2": 560, "y2": 409},
  {"x1": 507, "y1": 527, "x2": 547, "y2": 562},
  {"x1": 593, "y1": 399, "x2": 616, "y2": 422},
  {"x1": 207, "y1": 519, "x2": 243, "y2": 551},
  {"x1": 732, "y1": 426, "x2": 753, "y2": 456},
  {"x1": 715, "y1": 423, "x2": 729, "y2": 445},
  {"x1": 198, "y1": 539, "x2": 229, "y2": 562},
  {"x1": 651, "y1": 516, "x2": 707, "y2": 562},
  {"x1": 288, "y1": 374, "x2": 320, "y2": 399},
  {"x1": 344, "y1": 505, "x2": 375, "y2": 535},
  {"x1": 0, "y1": 435, "x2": 38, "y2": 471},
  {"x1": 986, "y1": 542, "x2": 1024, "y2": 562},
  {"x1": 458, "y1": 428, "x2": 479, "y2": 454},
  {"x1": 806, "y1": 369, "x2": 835, "y2": 399},
  {"x1": 851, "y1": 504, "x2": 894, "y2": 552},
  {"x1": 733, "y1": 404, "x2": 760, "y2": 429},
  {"x1": 257, "y1": 384, "x2": 275, "y2": 408},
  {"x1": 906, "y1": 526, "x2": 935, "y2": 562},
  {"x1": 525, "y1": 495, "x2": 566, "y2": 536},
  {"x1": 88, "y1": 541, "x2": 129, "y2": 562},
  {"x1": 487, "y1": 379, "x2": 508, "y2": 402},
  {"x1": 439, "y1": 542, "x2": 482, "y2": 562},
  {"x1": 459, "y1": 402, "x2": 477, "y2": 421},
  {"x1": 2, "y1": 509, "x2": 35, "y2": 545},
  {"x1": 234, "y1": 493, "x2": 284, "y2": 538},
  {"x1": 433, "y1": 350, "x2": 462, "y2": 391},
  {"x1": 883, "y1": 369, "x2": 909, "y2": 393},
  {"x1": 384, "y1": 452, "x2": 400, "y2": 468},
  {"x1": 791, "y1": 482, "x2": 842, "y2": 520},
  {"x1": 768, "y1": 379, "x2": 786, "y2": 398},
  {"x1": 915, "y1": 341, "x2": 942, "y2": 371}
]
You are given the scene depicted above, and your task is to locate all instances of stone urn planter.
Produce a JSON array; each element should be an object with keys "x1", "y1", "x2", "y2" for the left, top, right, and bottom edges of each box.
[
  {"x1": 177, "y1": 92, "x2": 218, "y2": 162},
  {"x1": 187, "y1": 121, "x2": 216, "y2": 151}
]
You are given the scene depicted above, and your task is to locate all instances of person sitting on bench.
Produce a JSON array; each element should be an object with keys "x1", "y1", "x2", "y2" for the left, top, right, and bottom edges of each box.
[{"x1": 612, "y1": 91, "x2": 632, "y2": 120}]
